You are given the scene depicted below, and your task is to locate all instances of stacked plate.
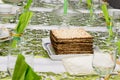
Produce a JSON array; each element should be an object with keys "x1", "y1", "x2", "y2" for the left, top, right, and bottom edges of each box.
[{"x1": 0, "y1": 27, "x2": 10, "y2": 42}]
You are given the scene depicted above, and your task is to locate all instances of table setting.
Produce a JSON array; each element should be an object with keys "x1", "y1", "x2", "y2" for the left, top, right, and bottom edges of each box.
[
  {"x1": 1, "y1": 0, "x2": 120, "y2": 80},
  {"x1": 1, "y1": 26, "x2": 120, "y2": 80},
  {"x1": 1, "y1": 27, "x2": 120, "y2": 80}
]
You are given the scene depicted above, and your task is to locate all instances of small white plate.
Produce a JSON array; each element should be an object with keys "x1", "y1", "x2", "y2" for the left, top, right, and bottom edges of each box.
[
  {"x1": 42, "y1": 38, "x2": 92, "y2": 60},
  {"x1": 0, "y1": 27, "x2": 10, "y2": 42},
  {"x1": 0, "y1": 27, "x2": 10, "y2": 39}
]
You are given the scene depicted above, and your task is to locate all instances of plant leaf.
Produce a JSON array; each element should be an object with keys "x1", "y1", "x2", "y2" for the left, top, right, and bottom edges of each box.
[
  {"x1": 86, "y1": 0, "x2": 93, "y2": 17},
  {"x1": 12, "y1": 54, "x2": 41, "y2": 80},
  {"x1": 116, "y1": 40, "x2": 120, "y2": 55},
  {"x1": 18, "y1": 11, "x2": 33, "y2": 33},
  {"x1": 12, "y1": 54, "x2": 28, "y2": 80},
  {"x1": 64, "y1": 0, "x2": 68, "y2": 14},
  {"x1": 87, "y1": 0, "x2": 92, "y2": 6},
  {"x1": 25, "y1": 66, "x2": 41, "y2": 80},
  {"x1": 101, "y1": 3, "x2": 110, "y2": 23},
  {"x1": 24, "y1": 0, "x2": 33, "y2": 11}
]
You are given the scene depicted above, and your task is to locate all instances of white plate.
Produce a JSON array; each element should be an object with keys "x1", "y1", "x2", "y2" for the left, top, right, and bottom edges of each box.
[
  {"x1": 0, "y1": 27, "x2": 10, "y2": 39},
  {"x1": 0, "y1": 27, "x2": 10, "y2": 42},
  {"x1": 42, "y1": 38, "x2": 92, "y2": 60}
]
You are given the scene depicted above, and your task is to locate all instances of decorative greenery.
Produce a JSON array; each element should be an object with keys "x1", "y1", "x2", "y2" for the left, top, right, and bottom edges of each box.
[
  {"x1": 64, "y1": 0, "x2": 68, "y2": 15},
  {"x1": 101, "y1": 2, "x2": 120, "y2": 56},
  {"x1": 11, "y1": 11, "x2": 33, "y2": 48},
  {"x1": 101, "y1": 2, "x2": 114, "y2": 40},
  {"x1": 101, "y1": 3, "x2": 110, "y2": 23},
  {"x1": 1, "y1": 30, "x2": 120, "y2": 79},
  {"x1": 86, "y1": 0, "x2": 93, "y2": 17},
  {"x1": 1, "y1": 1, "x2": 120, "y2": 79},
  {"x1": 116, "y1": 40, "x2": 120, "y2": 55},
  {"x1": 12, "y1": 54, "x2": 41, "y2": 80},
  {"x1": 79, "y1": 0, "x2": 82, "y2": 4},
  {"x1": 24, "y1": 0, "x2": 33, "y2": 11}
]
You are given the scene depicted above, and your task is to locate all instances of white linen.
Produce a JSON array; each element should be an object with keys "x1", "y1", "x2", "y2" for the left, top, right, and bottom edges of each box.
[
  {"x1": 1, "y1": 55, "x2": 120, "y2": 75},
  {"x1": 0, "y1": 57, "x2": 66, "y2": 73},
  {"x1": 62, "y1": 55, "x2": 120, "y2": 75},
  {"x1": 34, "y1": 58, "x2": 66, "y2": 73}
]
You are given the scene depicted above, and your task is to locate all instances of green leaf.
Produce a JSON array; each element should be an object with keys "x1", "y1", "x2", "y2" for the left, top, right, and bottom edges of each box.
[
  {"x1": 116, "y1": 40, "x2": 120, "y2": 55},
  {"x1": 25, "y1": 66, "x2": 41, "y2": 80},
  {"x1": 64, "y1": 0, "x2": 68, "y2": 14},
  {"x1": 12, "y1": 54, "x2": 41, "y2": 80},
  {"x1": 89, "y1": 7, "x2": 93, "y2": 17},
  {"x1": 79, "y1": 0, "x2": 82, "y2": 3},
  {"x1": 24, "y1": 0, "x2": 33, "y2": 11},
  {"x1": 14, "y1": 11, "x2": 33, "y2": 35},
  {"x1": 107, "y1": 26, "x2": 113, "y2": 39},
  {"x1": 18, "y1": 11, "x2": 33, "y2": 33},
  {"x1": 101, "y1": 3, "x2": 114, "y2": 40},
  {"x1": 101, "y1": 3, "x2": 110, "y2": 23},
  {"x1": 12, "y1": 54, "x2": 28, "y2": 80},
  {"x1": 86, "y1": 0, "x2": 93, "y2": 17},
  {"x1": 86, "y1": 0, "x2": 92, "y2": 6}
]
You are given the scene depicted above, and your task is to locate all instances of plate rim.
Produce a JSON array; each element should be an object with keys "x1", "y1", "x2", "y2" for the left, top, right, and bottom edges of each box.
[
  {"x1": 44, "y1": 43, "x2": 93, "y2": 60},
  {"x1": 0, "y1": 27, "x2": 10, "y2": 39},
  {"x1": 0, "y1": 37, "x2": 11, "y2": 42}
]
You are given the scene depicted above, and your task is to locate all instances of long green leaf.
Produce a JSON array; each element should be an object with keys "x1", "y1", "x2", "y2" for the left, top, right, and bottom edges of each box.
[
  {"x1": 25, "y1": 66, "x2": 41, "y2": 80},
  {"x1": 12, "y1": 11, "x2": 33, "y2": 48},
  {"x1": 24, "y1": 0, "x2": 33, "y2": 11},
  {"x1": 15, "y1": 12, "x2": 26, "y2": 33},
  {"x1": 12, "y1": 54, "x2": 41, "y2": 80},
  {"x1": 86, "y1": 0, "x2": 92, "y2": 6},
  {"x1": 16, "y1": 11, "x2": 33, "y2": 33},
  {"x1": 12, "y1": 54, "x2": 28, "y2": 80},
  {"x1": 79, "y1": 0, "x2": 82, "y2": 3},
  {"x1": 116, "y1": 40, "x2": 120, "y2": 55},
  {"x1": 101, "y1": 3, "x2": 110, "y2": 23},
  {"x1": 86, "y1": 0, "x2": 93, "y2": 17},
  {"x1": 18, "y1": 11, "x2": 33, "y2": 33},
  {"x1": 64, "y1": 0, "x2": 68, "y2": 15}
]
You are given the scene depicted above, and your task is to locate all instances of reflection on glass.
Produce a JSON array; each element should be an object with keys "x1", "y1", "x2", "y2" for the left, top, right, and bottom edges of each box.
[
  {"x1": 92, "y1": 43, "x2": 116, "y2": 80},
  {"x1": 112, "y1": 10, "x2": 120, "y2": 73},
  {"x1": 112, "y1": 10, "x2": 120, "y2": 38}
]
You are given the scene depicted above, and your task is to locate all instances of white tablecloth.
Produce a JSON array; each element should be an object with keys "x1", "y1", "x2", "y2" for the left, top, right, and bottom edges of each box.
[{"x1": 0, "y1": 56, "x2": 66, "y2": 73}]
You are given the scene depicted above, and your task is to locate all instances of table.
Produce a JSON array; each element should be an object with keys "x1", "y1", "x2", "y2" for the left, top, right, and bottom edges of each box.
[{"x1": 0, "y1": 24, "x2": 120, "y2": 80}]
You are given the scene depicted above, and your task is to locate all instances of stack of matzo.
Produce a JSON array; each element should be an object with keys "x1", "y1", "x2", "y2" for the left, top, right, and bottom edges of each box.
[{"x1": 50, "y1": 28, "x2": 93, "y2": 54}]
